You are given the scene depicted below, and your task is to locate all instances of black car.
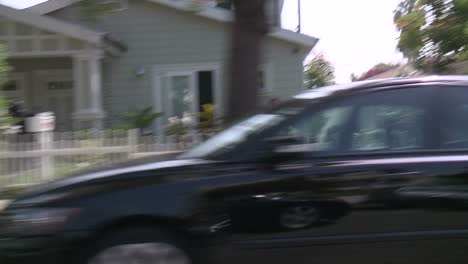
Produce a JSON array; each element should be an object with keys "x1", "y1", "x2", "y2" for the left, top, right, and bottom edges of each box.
[
  {"x1": 227, "y1": 193, "x2": 351, "y2": 232},
  {"x1": 3, "y1": 76, "x2": 468, "y2": 264}
]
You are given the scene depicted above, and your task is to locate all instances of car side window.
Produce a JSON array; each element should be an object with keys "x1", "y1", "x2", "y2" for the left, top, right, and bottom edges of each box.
[
  {"x1": 350, "y1": 104, "x2": 425, "y2": 151},
  {"x1": 276, "y1": 104, "x2": 354, "y2": 152},
  {"x1": 439, "y1": 87, "x2": 468, "y2": 149},
  {"x1": 349, "y1": 88, "x2": 433, "y2": 152},
  {"x1": 276, "y1": 87, "x2": 434, "y2": 154}
]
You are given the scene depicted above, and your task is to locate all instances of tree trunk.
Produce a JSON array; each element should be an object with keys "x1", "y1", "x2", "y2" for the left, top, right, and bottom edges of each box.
[{"x1": 227, "y1": 0, "x2": 268, "y2": 123}]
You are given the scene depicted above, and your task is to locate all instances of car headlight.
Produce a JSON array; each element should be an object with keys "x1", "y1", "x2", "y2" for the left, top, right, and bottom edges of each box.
[{"x1": 2, "y1": 208, "x2": 81, "y2": 236}]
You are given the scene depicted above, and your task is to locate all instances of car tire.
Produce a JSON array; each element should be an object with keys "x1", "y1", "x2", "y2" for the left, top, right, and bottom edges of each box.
[
  {"x1": 279, "y1": 205, "x2": 320, "y2": 230},
  {"x1": 85, "y1": 226, "x2": 191, "y2": 264}
]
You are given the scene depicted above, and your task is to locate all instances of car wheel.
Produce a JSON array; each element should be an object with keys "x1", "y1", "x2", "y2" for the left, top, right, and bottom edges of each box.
[
  {"x1": 279, "y1": 205, "x2": 319, "y2": 230},
  {"x1": 86, "y1": 226, "x2": 191, "y2": 264}
]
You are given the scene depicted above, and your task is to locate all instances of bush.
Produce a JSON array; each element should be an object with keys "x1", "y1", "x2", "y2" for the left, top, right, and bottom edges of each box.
[{"x1": 0, "y1": 44, "x2": 14, "y2": 132}]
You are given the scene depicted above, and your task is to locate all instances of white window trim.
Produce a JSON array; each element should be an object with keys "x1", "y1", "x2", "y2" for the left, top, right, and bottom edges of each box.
[{"x1": 153, "y1": 62, "x2": 222, "y2": 134}]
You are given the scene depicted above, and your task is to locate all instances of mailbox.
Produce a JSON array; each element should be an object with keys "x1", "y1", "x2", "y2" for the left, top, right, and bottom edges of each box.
[{"x1": 25, "y1": 112, "x2": 55, "y2": 133}]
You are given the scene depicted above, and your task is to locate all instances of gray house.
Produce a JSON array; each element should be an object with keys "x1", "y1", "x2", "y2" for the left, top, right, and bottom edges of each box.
[{"x1": 0, "y1": 0, "x2": 317, "y2": 132}]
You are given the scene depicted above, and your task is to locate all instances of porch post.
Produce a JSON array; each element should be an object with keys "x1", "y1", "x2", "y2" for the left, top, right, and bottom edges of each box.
[
  {"x1": 72, "y1": 55, "x2": 85, "y2": 118},
  {"x1": 90, "y1": 55, "x2": 103, "y2": 117},
  {"x1": 72, "y1": 52, "x2": 105, "y2": 130}
]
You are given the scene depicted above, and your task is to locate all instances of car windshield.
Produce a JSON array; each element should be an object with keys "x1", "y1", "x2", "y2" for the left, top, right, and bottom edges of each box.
[
  {"x1": 180, "y1": 101, "x2": 307, "y2": 160},
  {"x1": 180, "y1": 114, "x2": 284, "y2": 160}
]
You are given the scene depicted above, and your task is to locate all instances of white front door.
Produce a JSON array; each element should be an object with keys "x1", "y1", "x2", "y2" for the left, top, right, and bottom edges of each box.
[
  {"x1": 34, "y1": 70, "x2": 74, "y2": 131},
  {"x1": 153, "y1": 63, "x2": 222, "y2": 134}
]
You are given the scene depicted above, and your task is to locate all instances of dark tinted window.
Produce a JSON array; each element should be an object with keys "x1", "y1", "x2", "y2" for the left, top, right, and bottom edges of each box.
[
  {"x1": 439, "y1": 86, "x2": 468, "y2": 149},
  {"x1": 276, "y1": 105, "x2": 354, "y2": 152},
  {"x1": 276, "y1": 87, "x2": 435, "y2": 153},
  {"x1": 350, "y1": 103, "x2": 426, "y2": 151},
  {"x1": 349, "y1": 88, "x2": 433, "y2": 151}
]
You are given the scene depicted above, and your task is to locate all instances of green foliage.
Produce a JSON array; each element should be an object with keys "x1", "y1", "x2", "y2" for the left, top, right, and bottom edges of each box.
[
  {"x1": 0, "y1": 44, "x2": 13, "y2": 130},
  {"x1": 394, "y1": 0, "x2": 420, "y2": 22},
  {"x1": 396, "y1": 11, "x2": 426, "y2": 59},
  {"x1": 0, "y1": 186, "x2": 26, "y2": 199},
  {"x1": 165, "y1": 118, "x2": 189, "y2": 137},
  {"x1": 115, "y1": 107, "x2": 163, "y2": 130},
  {"x1": 196, "y1": 104, "x2": 222, "y2": 133},
  {"x1": 304, "y1": 54, "x2": 336, "y2": 89},
  {"x1": 394, "y1": 0, "x2": 468, "y2": 71}
]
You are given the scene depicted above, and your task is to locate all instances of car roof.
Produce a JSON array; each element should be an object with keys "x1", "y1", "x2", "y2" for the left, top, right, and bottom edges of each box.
[{"x1": 295, "y1": 75, "x2": 468, "y2": 100}]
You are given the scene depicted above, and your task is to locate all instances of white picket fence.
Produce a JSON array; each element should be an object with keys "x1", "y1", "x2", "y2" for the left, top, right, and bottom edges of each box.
[{"x1": 0, "y1": 130, "x2": 209, "y2": 187}]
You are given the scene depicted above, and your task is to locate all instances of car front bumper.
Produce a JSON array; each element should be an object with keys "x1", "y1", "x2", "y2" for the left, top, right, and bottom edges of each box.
[{"x1": 0, "y1": 231, "x2": 90, "y2": 264}]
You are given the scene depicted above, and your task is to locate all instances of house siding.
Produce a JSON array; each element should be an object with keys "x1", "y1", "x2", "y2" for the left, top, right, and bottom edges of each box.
[{"x1": 48, "y1": 0, "x2": 308, "y2": 128}]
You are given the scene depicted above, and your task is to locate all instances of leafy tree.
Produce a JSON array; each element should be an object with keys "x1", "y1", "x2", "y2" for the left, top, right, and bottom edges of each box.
[
  {"x1": 394, "y1": 0, "x2": 419, "y2": 22},
  {"x1": 394, "y1": 0, "x2": 468, "y2": 72},
  {"x1": 0, "y1": 44, "x2": 13, "y2": 130},
  {"x1": 304, "y1": 54, "x2": 336, "y2": 89}
]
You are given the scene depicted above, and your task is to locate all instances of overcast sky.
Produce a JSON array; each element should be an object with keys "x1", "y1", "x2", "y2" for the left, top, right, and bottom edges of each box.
[
  {"x1": 0, "y1": 0, "x2": 45, "y2": 9},
  {"x1": 1, "y1": 0, "x2": 405, "y2": 83},
  {"x1": 282, "y1": 0, "x2": 405, "y2": 82}
]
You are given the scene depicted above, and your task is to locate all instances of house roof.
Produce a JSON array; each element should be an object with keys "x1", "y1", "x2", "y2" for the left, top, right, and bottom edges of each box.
[
  {"x1": 364, "y1": 65, "x2": 422, "y2": 80},
  {"x1": 25, "y1": 0, "x2": 318, "y2": 49},
  {"x1": 0, "y1": 3, "x2": 126, "y2": 52}
]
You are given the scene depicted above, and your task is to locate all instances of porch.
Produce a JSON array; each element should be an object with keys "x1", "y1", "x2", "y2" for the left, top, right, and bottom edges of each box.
[
  {"x1": 0, "y1": 4, "x2": 124, "y2": 131},
  {"x1": 5, "y1": 57, "x2": 105, "y2": 131}
]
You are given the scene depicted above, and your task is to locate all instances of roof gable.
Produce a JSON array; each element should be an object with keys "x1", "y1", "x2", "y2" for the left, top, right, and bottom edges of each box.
[
  {"x1": 25, "y1": 0, "x2": 318, "y2": 49},
  {"x1": 0, "y1": 3, "x2": 103, "y2": 44},
  {"x1": 0, "y1": 3, "x2": 126, "y2": 54}
]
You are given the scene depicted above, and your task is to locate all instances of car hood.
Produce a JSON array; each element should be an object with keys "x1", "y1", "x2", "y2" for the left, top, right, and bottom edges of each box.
[{"x1": 11, "y1": 156, "x2": 212, "y2": 205}]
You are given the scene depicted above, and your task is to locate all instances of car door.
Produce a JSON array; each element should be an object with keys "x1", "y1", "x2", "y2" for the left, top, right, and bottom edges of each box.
[{"x1": 224, "y1": 85, "x2": 468, "y2": 264}]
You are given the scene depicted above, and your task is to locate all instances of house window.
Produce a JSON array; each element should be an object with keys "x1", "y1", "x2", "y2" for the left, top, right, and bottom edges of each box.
[
  {"x1": 47, "y1": 81, "x2": 73, "y2": 90},
  {"x1": 257, "y1": 70, "x2": 265, "y2": 91},
  {"x1": 2, "y1": 80, "x2": 17, "y2": 91},
  {"x1": 1, "y1": 79, "x2": 23, "y2": 103},
  {"x1": 258, "y1": 64, "x2": 273, "y2": 93}
]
